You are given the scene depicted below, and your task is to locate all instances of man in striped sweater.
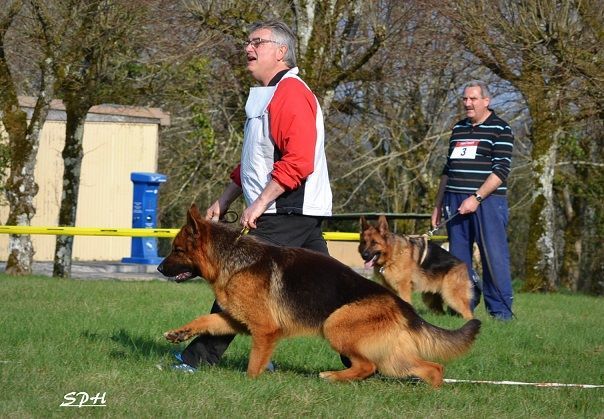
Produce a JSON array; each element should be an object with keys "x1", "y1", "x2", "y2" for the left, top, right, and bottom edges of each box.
[{"x1": 431, "y1": 81, "x2": 514, "y2": 321}]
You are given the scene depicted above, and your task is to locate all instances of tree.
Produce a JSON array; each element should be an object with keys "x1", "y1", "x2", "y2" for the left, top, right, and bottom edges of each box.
[
  {"x1": 37, "y1": 0, "x2": 153, "y2": 278},
  {"x1": 323, "y1": 6, "x2": 466, "y2": 225},
  {"x1": 1, "y1": 0, "x2": 56, "y2": 275}
]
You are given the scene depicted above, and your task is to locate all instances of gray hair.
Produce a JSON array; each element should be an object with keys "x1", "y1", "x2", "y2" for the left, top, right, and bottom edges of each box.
[
  {"x1": 249, "y1": 20, "x2": 297, "y2": 68},
  {"x1": 463, "y1": 80, "x2": 492, "y2": 99}
]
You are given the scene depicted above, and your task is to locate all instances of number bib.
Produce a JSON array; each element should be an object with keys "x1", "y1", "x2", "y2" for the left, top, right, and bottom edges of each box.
[{"x1": 450, "y1": 140, "x2": 479, "y2": 159}]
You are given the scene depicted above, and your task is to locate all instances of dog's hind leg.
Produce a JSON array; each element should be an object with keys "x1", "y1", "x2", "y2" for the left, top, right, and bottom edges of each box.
[
  {"x1": 321, "y1": 299, "x2": 401, "y2": 381},
  {"x1": 445, "y1": 297, "x2": 474, "y2": 320},
  {"x1": 441, "y1": 268, "x2": 474, "y2": 319},
  {"x1": 422, "y1": 292, "x2": 446, "y2": 315},
  {"x1": 319, "y1": 357, "x2": 377, "y2": 382},
  {"x1": 407, "y1": 359, "x2": 444, "y2": 388}
]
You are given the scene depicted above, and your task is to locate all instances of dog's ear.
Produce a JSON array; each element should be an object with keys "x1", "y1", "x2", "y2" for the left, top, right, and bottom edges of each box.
[
  {"x1": 377, "y1": 215, "x2": 390, "y2": 235},
  {"x1": 360, "y1": 216, "x2": 370, "y2": 232},
  {"x1": 187, "y1": 204, "x2": 203, "y2": 236}
]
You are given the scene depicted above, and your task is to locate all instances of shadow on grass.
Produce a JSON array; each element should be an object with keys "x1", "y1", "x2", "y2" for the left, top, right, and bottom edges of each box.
[
  {"x1": 81, "y1": 328, "x2": 326, "y2": 376},
  {"x1": 82, "y1": 329, "x2": 172, "y2": 360},
  {"x1": 82, "y1": 329, "x2": 424, "y2": 384},
  {"x1": 218, "y1": 357, "x2": 324, "y2": 378},
  {"x1": 219, "y1": 357, "x2": 426, "y2": 385},
  {"x1": 219, "y1": 354, "x2": 408, "y2": 381}
]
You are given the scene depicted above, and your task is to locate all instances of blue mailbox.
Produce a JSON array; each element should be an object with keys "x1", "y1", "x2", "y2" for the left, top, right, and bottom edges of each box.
[{"x1": 122, "y1": 172, "x2": 167, "y2": 264}]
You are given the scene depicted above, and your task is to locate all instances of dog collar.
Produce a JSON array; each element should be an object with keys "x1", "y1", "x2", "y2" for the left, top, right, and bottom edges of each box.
[{"x1": 419, "y1": 235, "x2": 429, "y2": 265}]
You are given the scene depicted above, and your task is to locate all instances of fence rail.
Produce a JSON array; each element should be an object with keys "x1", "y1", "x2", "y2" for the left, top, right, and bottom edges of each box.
[
  {"x1": 0, "y1": 225, "x2": 361, "y2": 241},
  {"x1": 0, "y1": 213, "x2": 439, "y2": 242}
]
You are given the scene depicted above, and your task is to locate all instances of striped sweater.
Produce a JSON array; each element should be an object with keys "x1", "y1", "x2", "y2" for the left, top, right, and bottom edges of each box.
[{"x1": 442, "y1": 111, "x2": 514, "y2": 196}]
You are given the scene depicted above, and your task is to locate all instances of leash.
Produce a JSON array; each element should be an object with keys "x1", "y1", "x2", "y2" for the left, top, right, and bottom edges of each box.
[
  {"x1": 220, "y1": 210, "x2": 239, "y2": 224},
  {"x1": 217, "y1": 211, "x2": 248, "y2": 243},
  {"x1": 235, "y1": 226, "x2": 249, "y2": 243},
  {"x1": 427, "y1": 211, "x2": 460, "y2": 237}
]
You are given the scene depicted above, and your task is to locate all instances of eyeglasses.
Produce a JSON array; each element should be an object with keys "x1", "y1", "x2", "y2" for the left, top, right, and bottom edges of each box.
[{"x1": 243, "y1": 38, "x2": 281, "y2": 49}]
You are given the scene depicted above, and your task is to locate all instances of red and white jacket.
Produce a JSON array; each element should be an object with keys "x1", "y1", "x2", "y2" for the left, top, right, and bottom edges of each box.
[{"x1": 230, "y1": 67, "x2": 332, "y2": 216}]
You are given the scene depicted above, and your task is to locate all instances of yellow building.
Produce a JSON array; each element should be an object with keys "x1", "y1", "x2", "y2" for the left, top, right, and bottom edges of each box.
[{"x1": 0, "y1": 97, "x2": 170, "y2": 262}]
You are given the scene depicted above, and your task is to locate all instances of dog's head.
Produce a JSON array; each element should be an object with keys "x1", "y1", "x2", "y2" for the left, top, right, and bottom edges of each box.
[
  {"x1": 358, "y1": 215, "x2": 391, "y2": 268},
  {"x1": 157, "y1": 204, "x2": 206, "y2": 282}
]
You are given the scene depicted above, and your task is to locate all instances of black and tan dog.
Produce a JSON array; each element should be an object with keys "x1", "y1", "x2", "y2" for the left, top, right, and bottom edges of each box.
[
  {"x1": 158, "y1": 204, "x2": 481, "y2": 387},
  {"x1": 359, "y1": 215, "x2": 474, "y2": 320}
]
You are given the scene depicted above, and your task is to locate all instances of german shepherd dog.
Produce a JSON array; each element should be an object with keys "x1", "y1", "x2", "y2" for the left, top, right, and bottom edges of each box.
[
  {"x1": 359, "y1": 216, "x2": 474, "y2": 320},
  {"x1": 158, "y1": 205, "x2": 481, "y2": 387}
]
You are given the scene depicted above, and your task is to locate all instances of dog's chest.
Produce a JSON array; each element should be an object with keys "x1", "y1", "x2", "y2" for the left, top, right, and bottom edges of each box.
[{"x1": 379, "y1": 263, "x2": 420, "y2": 284}]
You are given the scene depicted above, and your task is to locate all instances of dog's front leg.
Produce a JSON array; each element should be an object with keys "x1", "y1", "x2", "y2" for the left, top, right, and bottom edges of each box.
[
  {"x1": 397, "y1": 279, "x2": 413, "y2": 304},
  {"x1": 247, "y1": 331, "x2": 280, "y2": 378},
  {"x1": 164, "y1": 312, "x2": 243, "y2": 343}
]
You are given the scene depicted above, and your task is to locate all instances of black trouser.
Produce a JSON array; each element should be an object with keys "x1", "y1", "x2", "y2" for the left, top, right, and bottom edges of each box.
[{"x1": 181, "y1": 214, "x2": 334, "y2": 368}]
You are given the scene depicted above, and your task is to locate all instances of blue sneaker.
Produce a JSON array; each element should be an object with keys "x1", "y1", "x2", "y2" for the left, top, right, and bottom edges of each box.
[
  {"x1": 168, "y1": 352, "x2": 197, "y2": 373},
  {"x1": 266, "y1": 361, "x2": 276, "y2": 372},
  {"x1": 171, "y1": 363, "x2": 197, "y2": 373},
  {"x1": 173, "y1": 351, "x2": 185, "y2": 363},
  {"x1": 172, "y1": 351, "x2": 275, "y2": 372},
  {"x1": 491, "y1": 313, "x2": 513, "y2": 321}
]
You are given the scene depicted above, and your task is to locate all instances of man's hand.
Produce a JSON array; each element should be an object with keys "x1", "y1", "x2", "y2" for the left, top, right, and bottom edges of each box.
[
  {"x1": 205, "y1": 182, "x2": 242, "y2": 221},
  {"x1": 431, "y1": 207, "x2": 442, "y2": 228},
  {"x1": 240, "y1": 179, "x2": 286, "y2": 229},
  {"x1": 206, "y1": 201, "x2": 223, "y2": 221},
  {"x1": 241, "y1": 200, "x2": 268, "y2": 229},
  {"x1": 458, "y1": 195, "x2": 481, "y2": 215}
]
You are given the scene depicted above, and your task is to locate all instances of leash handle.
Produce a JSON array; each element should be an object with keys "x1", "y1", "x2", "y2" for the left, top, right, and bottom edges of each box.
[
  {"x1": 220, "y1": 210, "x2": 239, "y2": 223},
  {"x1": 428, "y1": 211, "x2": 460, "y2": 237}
]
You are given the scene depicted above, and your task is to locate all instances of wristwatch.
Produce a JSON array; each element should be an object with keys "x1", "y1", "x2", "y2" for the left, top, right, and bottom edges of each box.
[{"x1": 473, "y1": 192, "x2": 483, "y2": 203}]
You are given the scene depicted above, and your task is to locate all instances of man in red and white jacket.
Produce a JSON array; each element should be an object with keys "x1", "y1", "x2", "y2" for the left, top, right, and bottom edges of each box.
[{"x1": 173, "y1": 20, "x2": 333, "y2": 371}]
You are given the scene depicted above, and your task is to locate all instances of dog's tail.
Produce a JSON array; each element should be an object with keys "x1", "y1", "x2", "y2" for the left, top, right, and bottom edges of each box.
[{"x1": 416, "y1": 319, "x2": 481, "y2": 361}]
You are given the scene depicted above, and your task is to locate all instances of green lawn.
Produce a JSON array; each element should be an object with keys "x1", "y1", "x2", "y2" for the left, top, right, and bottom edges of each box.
[{"x1": 0, "y1": 275, "x2": 602, "y2": 418}]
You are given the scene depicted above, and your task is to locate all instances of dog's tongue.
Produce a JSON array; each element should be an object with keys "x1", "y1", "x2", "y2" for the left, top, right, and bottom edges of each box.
[
  {"x1": 175, "y1": 272, "x2": 193, "y2": 281},
  {"x1": 364, "y1": 259, "x2": 374, "y2": 269}
]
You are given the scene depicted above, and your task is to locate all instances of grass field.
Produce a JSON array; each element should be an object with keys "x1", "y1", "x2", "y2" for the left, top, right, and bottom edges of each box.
[{"x1": 1, "y1": 274, "x2": 603, "y2": 418}]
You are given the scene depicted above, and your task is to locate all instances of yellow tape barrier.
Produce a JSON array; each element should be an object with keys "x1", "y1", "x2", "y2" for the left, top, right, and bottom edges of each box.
[
  {"x1": 0, "y1": 225, "x2": 178, "y2": 238},
  {"x1": 0, "y1": 225, "x2": 360, "y2": 241}
]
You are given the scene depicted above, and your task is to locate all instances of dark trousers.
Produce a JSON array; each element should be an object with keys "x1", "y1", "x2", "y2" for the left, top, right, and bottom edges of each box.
[
  {"x1": 443, "y1": 192, "x2": 514, "y2": 319},
  {"x1": 181, "y1": 214, "x2": 329, "y2": 368}
]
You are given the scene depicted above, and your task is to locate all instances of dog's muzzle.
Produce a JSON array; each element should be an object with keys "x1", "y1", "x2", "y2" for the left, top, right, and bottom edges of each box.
[{"x1": 157, "y1": 261, "x2": 195, "y2": 282}]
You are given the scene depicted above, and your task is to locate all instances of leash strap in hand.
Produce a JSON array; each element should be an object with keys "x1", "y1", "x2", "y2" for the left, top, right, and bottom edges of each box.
[{"x1": 427, "y1": 211, "x2": 460, "y2": 237}]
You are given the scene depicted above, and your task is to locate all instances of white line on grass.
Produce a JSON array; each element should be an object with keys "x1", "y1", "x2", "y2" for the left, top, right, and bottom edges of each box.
[{"x1": 445, "y1": 378, "x2": 604, "y2": 388}]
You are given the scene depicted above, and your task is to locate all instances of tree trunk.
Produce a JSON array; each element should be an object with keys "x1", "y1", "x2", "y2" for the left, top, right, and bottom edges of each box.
[
  {"x1": 523, "y1": 124, "x2": 560, "y2": 291},
  {"x1": 52, "y1": 106, "x2": 88, "y2": 278},
  {"x1": 1, "y1": 3, "x2": 54, "y2": 274},
  {"x1": 3, "y1": 107, "x2": 37, "y2": 275},
  {"x1": 559, "y1": 186, "x2": 581, "y2": 291},
  {"x1": 577, "y1": 139, "x2": 604, "y2": 295},
  {"x1": 578, "y1": 205, "x2": 603, "y2": 294}
]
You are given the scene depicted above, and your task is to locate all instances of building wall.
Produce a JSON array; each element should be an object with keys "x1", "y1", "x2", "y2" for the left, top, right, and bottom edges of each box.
[
  {"x1": 0, "y1": 100, "x2": 372, "y2": 268},
  {"x1": 0, "y1": 119, "x2": 161, "y2": 261},
  {"x1": 327, "y1": 240, "x2": 365, "y2": 269}
]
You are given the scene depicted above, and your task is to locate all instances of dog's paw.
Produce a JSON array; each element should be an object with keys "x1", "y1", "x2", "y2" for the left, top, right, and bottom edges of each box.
[
  {"x1": 163, "y1": 328, "x2": 191, "y2": 343},
  {"x1": 319, "y1": 371, "x2": 338, "y2": 381}
]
